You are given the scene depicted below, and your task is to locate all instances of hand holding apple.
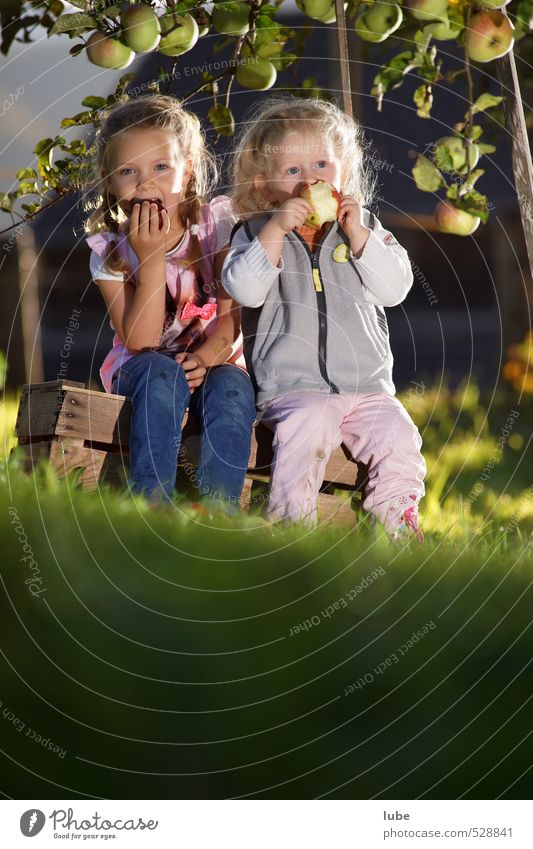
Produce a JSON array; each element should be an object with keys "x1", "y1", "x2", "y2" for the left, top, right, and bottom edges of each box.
[
  {"x1": 271, "y1": 197, "x2": 314, "y2": 234},
  {"x1": 337, "y1": 195, "x2": 371, "y2": 256}
]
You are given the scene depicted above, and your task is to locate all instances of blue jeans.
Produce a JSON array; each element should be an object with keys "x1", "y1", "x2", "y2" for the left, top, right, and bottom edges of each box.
[{"x1": 111, "y1": 351, "x2": 255, "y2": 507}]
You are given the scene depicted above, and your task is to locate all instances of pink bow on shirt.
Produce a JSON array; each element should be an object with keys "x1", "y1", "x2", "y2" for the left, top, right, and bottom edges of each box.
[{"x1": 180, "y1": 302, "x2": 217, "y2": 321}]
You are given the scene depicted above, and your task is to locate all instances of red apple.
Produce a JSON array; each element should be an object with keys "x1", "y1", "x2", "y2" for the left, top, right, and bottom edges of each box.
[
  {"x1": 300, "y1": 181, "x2": 341, "y2": 229},
  {"x1": 434, "y1": 200, "x2": 480, "y2": 236},
  {"x1": 465, "y1": 10, "x2": 514, "y2": 62},
  {"x1": 86, "y1": 31, "x2": 135, "y2": 69}
]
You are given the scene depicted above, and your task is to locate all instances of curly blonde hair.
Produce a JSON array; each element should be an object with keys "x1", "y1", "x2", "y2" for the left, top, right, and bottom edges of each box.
[
  {"x1": 231, "y1": 96, "x2": 376, "y2": 218},
  {"x1": 83, "y1": 94, "x2": 217, "y2": 274}
]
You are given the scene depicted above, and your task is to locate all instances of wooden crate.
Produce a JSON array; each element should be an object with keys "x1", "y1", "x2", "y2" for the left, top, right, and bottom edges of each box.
[
  {"x1": 12, "y1": 379, "x2": 131, "y2": 490},
  {"x1": 12, "y1": 381, "x2": 367, "y2": 523}
]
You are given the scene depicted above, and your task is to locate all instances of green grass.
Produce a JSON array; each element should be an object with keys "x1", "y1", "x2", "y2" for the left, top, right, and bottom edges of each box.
[{"x1": 1, "y1": 382, "x2": 532, "y2": 799}]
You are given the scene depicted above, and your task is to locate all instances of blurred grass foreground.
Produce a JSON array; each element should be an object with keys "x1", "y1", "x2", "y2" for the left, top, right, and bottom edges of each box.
[{"x1": 1, "y1": 379, "x2": 532, "y2": 799}]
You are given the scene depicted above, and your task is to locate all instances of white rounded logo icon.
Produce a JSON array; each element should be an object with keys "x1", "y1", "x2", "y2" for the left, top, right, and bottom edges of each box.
[{"x1": 20, "y1": 810, "x2": 46, "y2": 837}]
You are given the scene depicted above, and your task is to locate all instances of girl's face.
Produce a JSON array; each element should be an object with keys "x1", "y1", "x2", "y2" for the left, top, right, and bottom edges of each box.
[
  {"x1": 255, "y1": 128, "x2": 343, "y2": 207},
  {"x1": 105, "y1": 127, "x2": 191, "y2": 225}
]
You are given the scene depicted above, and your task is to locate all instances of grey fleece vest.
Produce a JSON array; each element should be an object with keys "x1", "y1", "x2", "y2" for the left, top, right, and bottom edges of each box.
[{"x1": 234, "y1": 210, "x2": 396, "y2": 407}]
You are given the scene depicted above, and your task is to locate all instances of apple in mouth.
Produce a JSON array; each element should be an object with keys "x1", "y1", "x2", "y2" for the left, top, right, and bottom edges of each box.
[
  {"x1": 127, "y1": 197, "x2": 165, "y2": 228},
  {"x1": 300, "y1": 181, "x2": 341, "y2": 229}
]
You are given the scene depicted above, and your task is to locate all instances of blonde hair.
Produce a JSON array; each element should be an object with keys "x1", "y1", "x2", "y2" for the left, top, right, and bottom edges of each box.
[
  {"x1": 231, "y1": 96, "x2": 376, "y2": 218},
  {"x1": 83, "y1": 94, "x2": 216, "y2": 274}
]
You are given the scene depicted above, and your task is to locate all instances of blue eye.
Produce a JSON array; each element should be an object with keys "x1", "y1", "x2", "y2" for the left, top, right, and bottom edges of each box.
[
  {"x1": 155, "y1": 163, "x2": 169, "y2": 171},
  {"x1": 316, "y1": 160, "x2": 327, "y2": 169},
  {"x1": 287, "y1": 166, "x2": 300, "y2": 176},
  {"x1": 120, "y1": 167, "x2": 134, "y2": 176}
]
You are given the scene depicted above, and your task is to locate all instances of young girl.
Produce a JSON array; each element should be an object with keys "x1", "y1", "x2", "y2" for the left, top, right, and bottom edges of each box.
[
  {"x1": 85, "y1": 95, "x2": 255, "y2": 507},
  {"x1": 223, "y1": 97, "x2": 426, "y2": 540}
]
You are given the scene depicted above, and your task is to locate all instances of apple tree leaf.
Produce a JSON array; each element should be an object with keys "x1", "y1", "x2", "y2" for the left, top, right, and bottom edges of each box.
[
  {"x1": 456, "y1": 191, "x2": 490, "y2": 224},
  {"x1": 414, "y1": 84, "x2": 433, "y2": 119},
  {"x1": 412, "y1": 155, "x2": 446, "y2": 193},
  {"x1": 208, "y1": 104, "x2": 235, "y2": 137},
  {"x1": 476, "y1": 142, "x2": 497, "y2": 155},
  {"x1": 81, "y1": 96, "x2": 107, "y2": 110},
  {"x1": 48, "y1": 12, "x2": 95, "y2": 35},
  {"x1": 471, "y1": 93, "x2": 504, "y2": 115}
]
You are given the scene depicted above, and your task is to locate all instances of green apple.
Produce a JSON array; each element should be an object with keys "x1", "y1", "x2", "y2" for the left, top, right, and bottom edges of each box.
[
  {"x1": 86, "y1": 31, "x2": 135, "y2": 69},
  {"x1": 465, "y1": 10, "x2": 514, "y2": 62},
  {"x1": 354, "y1": 12, "x2": 390, "y2": 41},
  {"x1": 120, "y1": 4, "x2": 161, "y2": 53},
  {"x1": 423, "y1": 17, "x2": 463, "y2": 39},
  {"x1": 365, "y1": 2, "x2": 403, "y2": 36},
  {"x1": 477, "y1": 0, "x2": 511, "y2": 8},
  {"x1": 434, "y1": 136, "x2": 480, "y2": 173},
  {"x1": 407, "y1": 0, "x2": 448, "y2": 22},
  {"x1": 212, "y1": 2, "x2": 250, "y2": 36},
  {"x1": 235, "y1": 57, "x2": 277, "y2": 90},
  {"x1": 158, "y1": 13, "x2": 199, "y2": 56},
  {"x1": 434, "y1": 200, "x2": 481, "y2": 236},
  {"x1": 295, "y1": 0, "x2": 335, "y2": 21}
]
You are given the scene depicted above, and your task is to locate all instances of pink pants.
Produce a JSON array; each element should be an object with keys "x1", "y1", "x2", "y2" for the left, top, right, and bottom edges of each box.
[{"x1": 260, "y1": 392, "x2": 426, "y2": 534}]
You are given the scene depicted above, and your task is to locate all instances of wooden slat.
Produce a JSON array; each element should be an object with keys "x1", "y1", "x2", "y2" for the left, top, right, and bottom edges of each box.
[
  {"x1": 16, "y1": 387, "x2": 62, "y2": 439},
  {"x1": 16, "y1": 383, "x2": 131, "y2": 448},
  {"x1": 56, "y1": 388, "x2": 131, "y2": 447},
  {"x1": 11, "y1": 438, "x2": 108, "y2": 491}
]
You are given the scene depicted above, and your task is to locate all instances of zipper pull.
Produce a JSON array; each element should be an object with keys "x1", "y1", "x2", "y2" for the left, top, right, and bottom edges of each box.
[{"x1": 312, "y1": 267, "x2": 322, "y2": 293}]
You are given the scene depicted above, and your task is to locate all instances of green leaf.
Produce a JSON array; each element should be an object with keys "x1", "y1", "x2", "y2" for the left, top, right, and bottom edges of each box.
[
  {"x1": 33, "y1": 138, "x2": 55, "y2": 169},
  {"x1": 59, "y1": 139, "x2": 87, "y2": 157},
  {"x1": 433, "y1": 143, "x2": 454, "y2": 173},
  {"x1": 48, "y1": 0, "x2": 65, "y2": 15},
  {"x1": 104, "y1": 5, "x2": 122, "y2": 19},
  {"x1": 0, "y1": 192, "x2": 14, "y2": 211},
  {"x1": 456, "y1": 191, "x2": 490, "y2": 224},
  {"x1": 21, "y1": 202, "x2": 42, "y2": 214},
  {"x1": 60, "y1": 111, "x2": 94, "y2": 128},
  {"x1": 17, "y1": 181, "x2": 39, "y2": 197},
  {"x1": 464, "y1": 168, "x2": 485, "y2": 190},
  {"x1": 471, "y1": 93, "x2": 504, "y2": 115},
  {"x1": 414, "y1": 84, "x2": 433, "y2": 119},
  {"x1": 48, "y1": 12, "x2": 95, "y2": 35},
  {"x1": 476, "y1": 143, "x2": 496, "y2": 155},
  {"x1": 208, "y1": 104, "x2": 235, "y2": 137},
  {"x1": 81, "y1": 96, "x2": 107, "y2": 110},
  {"x1": 412, "y1": 155, "x2": 446, "y2": 193},
  {"x1": 69, "y1": 42, "x2": 86, "y2": 56},
  {"x1": 16, "y1": 167, "x2": 38, "y2": 181}
]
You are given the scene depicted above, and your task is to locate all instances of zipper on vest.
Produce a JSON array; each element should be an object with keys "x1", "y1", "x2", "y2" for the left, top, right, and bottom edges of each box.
[{"x1": 293, "y1": 228, "x2": 340, "y2": 394}]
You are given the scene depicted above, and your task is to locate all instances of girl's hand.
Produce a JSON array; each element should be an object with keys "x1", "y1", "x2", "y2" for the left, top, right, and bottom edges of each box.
[
  {"x1": 175, "y1": 351, "x2": 207, "y2": 394},
  {"x1": 338, "y1": 195, "x2": 371, "y2": 257},
  {"x1": 271, "y1": 197, "x2": 313, "y2": 235},
  {"x1": 128, "y1": 200, "x2": 170, "y2": 264}
]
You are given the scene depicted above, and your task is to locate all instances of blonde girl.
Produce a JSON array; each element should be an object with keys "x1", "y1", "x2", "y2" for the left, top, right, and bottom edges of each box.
[
  {"x1": 223, "y1": 96, "x2": 426, "y2": 539},
  {"x1": 85, "y1": 95, "x2": 255, "y2": 506}
]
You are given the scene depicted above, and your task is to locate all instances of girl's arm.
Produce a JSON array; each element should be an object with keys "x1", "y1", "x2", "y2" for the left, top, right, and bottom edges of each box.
[
  {"x1": 222, "y1": 227, "x2": 283, "y2": 308},
  {"x1": 96, "y1": 202, "x2": 170, "y2": 353},
  {"x1": 345, "y1": 207, "x2": 414, "y2": 307}
]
